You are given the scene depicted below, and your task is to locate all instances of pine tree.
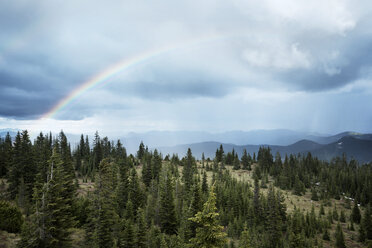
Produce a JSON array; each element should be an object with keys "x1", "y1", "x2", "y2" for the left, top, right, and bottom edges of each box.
[
  {"x1": 8, "y1": 131, "x2": 36, "y2": 200},
  {"x1": 152, "y1": 149, "x2": 162, "y2": 181},
  {"x1": 183, "y1": 148, "x2": 196, "y2": 192},
  {"x1": 137, "y1": 141, "x2": 145, "y2": 160},
  {"x1": 189, "y1": 184, "x2": 227, "y2": 247},
  {"x1": 118, "y1": 219, "x2": 135, "y2": 248},
  {"x1": 19, "y1": 148, "x2": 76, "y2": 248},
  {"x1": 253, "y1": 178, "x2": 261, "y2": 222},
  {"x1": 340, "y1": 209, "x2": 346, "y2": 223},
  {"x1": 202, "y1": 171, "x2": 208, "y2": 194},
  {"x1": 333, "y1": 206, "x2": 339, "y2": 221},
  {"x1": 88, "y1": 158, "x2": 116, "y2": 248},
  {"x1": 142, "y1": 155, "x2": 152, "y2": 187},
  {"x1": 322, "y1": 228, "x2": 330, "y2": 241},
  {"x1": 215, "y1": 145, "x2": 224, "y2": 163},
  {"x1": 116, "y1": 159, "x2": 130, "y2": 216},
  {"x1": 92, "y1": 131, "x2": 103, "y2": 170},
  {"x1": 361, "y1": 204, "x2": 372, "y2": 240},
  {"x1": 136, "y1": 208, "x2": 147, "y2": 248},
  {"x1": 311, "y1": 188, "x2": 318, "y2": 201},
  {"x1": 239, "y1": 224, "x2": 251, "y2": 248},
  {"x1": 359, "y1": 221, "x2": 366, "y2": 243},
  {"x1": 319, "y1": 203, "x2": 325, "y2": 216},
  {"x1": 265, "y1": 186, "x2": 282, "y2": 247},
  {"x1": 351, "y1": 201, "x2": 361, "y2": 224},
  {"x1": 335, "y1": 223, "x2": 346, "y2": 248},
  {"x1": 159, "y1": 169, "x2": 178, "y2": 235},
  {"x1": 233, "y1": 154, "x2": 240, "y2": 170},
  {"x1": 241, "y1": 149, "x2": 250, "y2": 170},
  {"x1": 202, "y1": 152, "x2": 205, "y2": 168},
  {"x1": 0, "y1": 200, "x2": 23, "y2": 233},
  {"x1": 189, "y1": 182, "x2": 204, "y2": 238},
  {"x1": 366, "y1": 208, "x2": 372, "y2": 241},
  {"x1": 128, "y1": 168, "x2": 144, "y2": 215},
  {"x1": 0, "y1": 132, "x2": 12, "y2": 177}
]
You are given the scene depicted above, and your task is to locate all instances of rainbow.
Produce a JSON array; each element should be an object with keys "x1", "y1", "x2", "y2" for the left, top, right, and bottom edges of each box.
[{"x1": 41, "y1": 33, "x2": 237, "y2": 119}]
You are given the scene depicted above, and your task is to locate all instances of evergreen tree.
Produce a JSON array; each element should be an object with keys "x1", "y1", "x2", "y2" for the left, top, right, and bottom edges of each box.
[
  {"x1": 19, "y1": 148, "x2": 76, "y2": 247},
  {"x1": 128, "y1": 168, "x2": 144, "y2": 215},
  {"x1": 189, "y1": 182, "x2": 204, "y2": 238},
  {"x1": 202, "y1": 152, "x2": 205, "y2": 168},
  {"x1": 118, "y1": 219, "x2": 135, "y2": 248},
  {"x1": 340, "y1": 209, "x2": 346, "y2": 223},
  {"x1": 159, "y1": 169, "x2": 178, "y2": 235},
  {"x1": 137, "y1": 141, "x2": 145, "y2": 160},
  {"x1": 92, "y1": 131, "x2": 103, "y2": 170},
  {"x1": 253, "y1": 178, "x2": 261, "y2": 222},
  {"x1": 215, "y1": 144, "x2": 224, "y2": 163},
  {"x1": 322, "y1": 229, "x2": 330, "y2": 241},
  {"x1": 142, "y1": 155, "x2": 152, "y2": 187},
  {"x1": 241, "y1": 149, "x2": 250, "y2": 170},
  {"x1": 202, "y1": 171, "x2": 208, "y2": 194},
  {"x1": 8, "y1": 131, "x2": 36, "y2": 200},
  {"x1": 239, "y1": 224, "x2": 251, "y2": 248},
  {"x1": 319, "y1": 203, "x2": 325, "y2": 216},
  {"x1": 152, "y1": 149, "x2": 162, "y2": 181},
  {"x1": 136, "y1": 208, "x2": 147, "y2": 248},
  {"x1": 361, "y1": 204, "x2": 372, "y2": 240},
  {"x1": 183, "y1": 148, "x2": 196, "y2": 192},
  {"x1": 265, "y1": 186, "x2": 282, "y2": 247},
  {"x1": 0, "y1": 132, "x2": 12, "y2": 177},
  {"x1": 88, "y1": 159, "x2": 116, "y2": 248},
  {"x1": 333, "y1": 206, "x2": 339, "y2": 221},
  {"x1": 0, "y1": 200, "x2": 23, "y2": 233},
  {"x1": 116, "y1": 159, "x2": 130, "y2": 216},
  {"x1": 233, "y1": 154, "x2": 240, "y2": 170},
  {"x1": 311, "y1": 188, "x2": 318, "y2": 201},
  {"x1": 335, "y1": 223, "x2": 346, "y2": 248},
  {"x1": 189, "y1": 184, "x2": 227, "y2": 247},
  {"x1": 351, "y1": 201, "x2": 361, "y2": 224}
]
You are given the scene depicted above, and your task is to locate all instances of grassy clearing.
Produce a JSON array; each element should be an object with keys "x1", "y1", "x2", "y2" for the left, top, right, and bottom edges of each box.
[{"x1": 0, "y1": 231, "x2": 19, "y2": 248}]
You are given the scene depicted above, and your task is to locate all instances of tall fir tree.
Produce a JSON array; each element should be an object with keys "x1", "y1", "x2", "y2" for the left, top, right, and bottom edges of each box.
[
  {"x1": 183, "y1": 148, "x2": 196, "y2": 193},
  {"x1": 335, "y1": 223, "x2": 346, "y2": 248},
  {"x1": 18, "y1": 148, "x2": 76, "y2": 248},
  {"x1": 159, "y1": 169, "x2": 178, "y2": 235},
  {"x1": 241, "y1": 149, "x2": 250, "y2": 171},
  {"x1": 352, "y1": 201, "x2": 361, "y2": 224},
  {"x1": 189, "y1": 184, "x2": 227, "y2": 247},
  {"x1": 87, "y1": 159, "x2": 116, "y2": 248}
]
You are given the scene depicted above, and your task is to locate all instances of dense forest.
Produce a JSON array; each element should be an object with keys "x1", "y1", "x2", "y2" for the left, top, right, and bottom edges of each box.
[{"x1": 0, "y1": 130, "x2": 372, "y2": 247}]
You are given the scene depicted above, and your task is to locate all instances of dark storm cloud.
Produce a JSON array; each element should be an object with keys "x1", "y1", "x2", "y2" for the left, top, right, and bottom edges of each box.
[
  {"x1": 0, "y1": 68, "x2": 79, "y2": 119},
  {"x1": 0, "y1": 86, "x2": 55, "y2": 119}
]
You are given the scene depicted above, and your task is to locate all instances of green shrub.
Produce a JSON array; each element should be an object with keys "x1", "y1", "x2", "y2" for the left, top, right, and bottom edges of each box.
[{"x1": 0, "y1": 200, "x2": 23, "y2": 233}]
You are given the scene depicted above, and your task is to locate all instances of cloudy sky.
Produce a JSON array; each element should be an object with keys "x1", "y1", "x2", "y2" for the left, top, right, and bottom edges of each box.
[{"x1": 1, "y1": 0, "x2": 372, "y2": 136}]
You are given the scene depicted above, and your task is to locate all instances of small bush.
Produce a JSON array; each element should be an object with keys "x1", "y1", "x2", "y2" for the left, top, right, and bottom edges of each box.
[{"x1": 0, "y1": 200, "x2": 23, "y2": 233}]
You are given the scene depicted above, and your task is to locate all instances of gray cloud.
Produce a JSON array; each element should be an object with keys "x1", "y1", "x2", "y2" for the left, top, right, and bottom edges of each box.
[{"x1": 0, "y1": 0, "x2": 371, "y2": 134}]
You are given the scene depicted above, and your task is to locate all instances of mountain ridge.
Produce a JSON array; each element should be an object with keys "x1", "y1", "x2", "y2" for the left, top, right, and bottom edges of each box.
[{"x1": 156, "y1": 135, "x2": 372, "y2": 163}]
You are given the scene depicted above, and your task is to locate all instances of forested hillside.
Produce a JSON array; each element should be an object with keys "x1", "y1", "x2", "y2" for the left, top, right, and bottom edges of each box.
[{"x1": 1, "y1": 130, "x2": 372, "y2": 247}]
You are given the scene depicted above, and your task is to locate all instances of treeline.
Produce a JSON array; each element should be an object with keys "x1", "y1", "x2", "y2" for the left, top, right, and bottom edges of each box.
[
  {"x1": 253, "y1": 147, "x2": 372, "y2": 206},
  {"x1": 0, "y1": 131, "x2": 372, "y2": 247}
]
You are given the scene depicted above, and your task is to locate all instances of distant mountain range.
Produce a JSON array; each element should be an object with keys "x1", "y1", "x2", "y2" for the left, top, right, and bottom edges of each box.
[
  {"x1": 156, "y1": 132, "x2": 372, "y2": 163},
  {"x1": 0, "y1": 128, "x2": 19, "y2": 139},
  {"x1": 1, "y1": 128, "x2": 371, "y2": 163}
]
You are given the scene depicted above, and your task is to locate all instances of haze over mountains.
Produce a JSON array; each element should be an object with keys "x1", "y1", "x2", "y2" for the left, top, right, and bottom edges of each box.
[
  {"x1": 1, "y1": 128, "x2": 371, "y2": 163},
  {"x1": 120, "y1": 130, "x2": 372, "y2": 163}
]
